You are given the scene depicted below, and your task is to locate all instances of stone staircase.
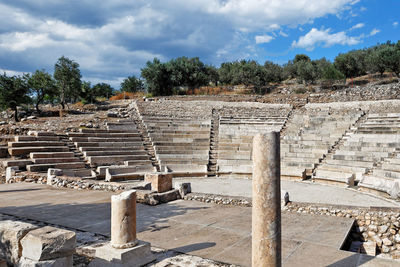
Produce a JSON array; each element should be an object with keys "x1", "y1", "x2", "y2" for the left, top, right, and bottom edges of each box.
[
  {"x1": 207, "y1": 109, "x2": 219, "y2": 177},
  {"x1": 130, "y1": 101, "x2": 160, "y2": 172}
]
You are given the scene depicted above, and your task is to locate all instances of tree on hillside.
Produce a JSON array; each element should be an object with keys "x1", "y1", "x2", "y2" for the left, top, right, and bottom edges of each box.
[
  {"x1": 264, "y1": 61, "x2": 283, "y2": 83},
  {"x1": 322, "y1": 64, "x2": 345, "y2": 88},
  {"x1": 120, "y1": 76, "x2": 144, "y2": 92},
  {"x1": 141, "y1": 58, "x2": 173, "y2": 96},
  {"x1": 0, "y1": 73, "x2": 30, "y2": 121},
  {"x1": 54, "y1": 56, "x2": 82, "y2": 109},
  {"x1": 366, "y1": 45, "x2": 387, "y2": 77},
  {"x1": 27, "y1": 69, "x2": 57, "y2": 113},
  {"x1": 334, "y1": 50, "x2": 366, "y2": 78},
  {"x1": 293, "y1": 54, "x2": 311, "y2": 64},
  {"x1": 169, "y1": 57, "x2": 209, "y2": 89},
  {"x1": 92, "y1": 83, "x2": 114, "y2": 98},
  {"x1": 380, "y1": 43, "x2": 400, "y2": 77},
  {"x1": 206, "y1": 65, "x2": 219, "y2": 86},
  {"x1": 296, "y1": 60, "x2": 318, "y2": 84}
]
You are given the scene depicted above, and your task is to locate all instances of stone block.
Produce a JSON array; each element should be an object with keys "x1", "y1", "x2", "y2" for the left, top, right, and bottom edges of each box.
[
  {"x1": 360, "y1": 241, "x2": 376, "y2": 256},
  {"x1": 47, "y1": 169, "x2": 63, "y2": 185},
  {"x1": 174, "y1": 182, "x2": 191, "y2": 198},
  {"x1": 145, "y1": 173, "x2": 172, "y2": 193},
  {"x1": 89, "y1": 241, "x2": 155, "y2": 267},
  {"x1": 20, "y1": 226, "x2": 76, "y2": 261},
  {"x1": 150, "y1": 189, "x2": 181, "y2": 205},
  {"x1": 0, "y1": 220, "x2": 38, "y2": 264},
  {"x1": 6, "y1": 166, "x2": 20, "y2": 182},
  {"x1": 18, "y1": 255, "x2": 72, "y2": 267}
]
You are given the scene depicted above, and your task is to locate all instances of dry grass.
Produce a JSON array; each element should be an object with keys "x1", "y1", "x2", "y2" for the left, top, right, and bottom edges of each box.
[
  {"x1": 109, "y1": 92, "x2": 145, "y2": 100},
  {"x1": 186, "y1": 86, "x2": 234, "y2": 95}
]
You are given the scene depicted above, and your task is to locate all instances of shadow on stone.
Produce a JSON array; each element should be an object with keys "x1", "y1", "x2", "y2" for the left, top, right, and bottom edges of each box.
[{"x1": 171, "y1": 242, "x2": 216, "y2": 253}]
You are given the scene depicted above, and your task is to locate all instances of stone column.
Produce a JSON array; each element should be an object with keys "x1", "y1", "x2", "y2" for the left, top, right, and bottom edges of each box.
[
  {"x1": 111, "y1": 190, "x2": 138, "y2": 249},
  {"x1": 252, "y1": 132, "x2": 281, "y2": 267}
]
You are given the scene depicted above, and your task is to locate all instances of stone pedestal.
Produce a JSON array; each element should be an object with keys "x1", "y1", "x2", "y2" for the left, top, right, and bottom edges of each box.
[
  {"x1": 252, "y1": 132, "x2": 282, "y2": 267},
  {"x1": 90, "y1": 191, "x2": 155, "y2": 267},
  {"x1": 145, "y1": 173, "x2": 172, "y2": 193},
  {"x1": 111, "y1": 190, "x2": 137, "y2": 249},
  {"x1": 89, "y1": 241, "x2": 155, "y2": 267}
]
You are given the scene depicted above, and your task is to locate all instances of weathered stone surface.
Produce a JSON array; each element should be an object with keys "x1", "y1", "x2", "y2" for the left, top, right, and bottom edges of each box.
[
  {"x1": 150, "y1": 189, "x2": 181, "y2": 205},
  {"x1": 47, "y1": 169, "x2": 63, "y2": 185},
  {"x1": 360, "y1": 241, "x2": 377, "y2": 256},
  {"x1": 174, "y1": 182, "x2": 191, "y2": 198},
  {"x1": 111, "y1": 190, "x2": 137, "y2": 249},
  {"x1": 18, "y1": 255, "x2": 72, "y2": 267},
  {"x1": 6, "y1": 166, "x2": 19, "y2": 182},
  {"x1": 0, "y1": 258, "x2": 6, "y2": 267},
  {"x1": 0, "y1": 146, "x2": 8, "y2": 158},
  {"x1": 0, "y1": 220, "x2": 37, "y2": 264},
  {"x1": 145, "y1": 173, "x2": 172, "y2": 193},
  {"x1": 20, "y1": 226, "x2": 76, "y2": 261},
  {"x1": 252, "y1": 133, "x2": 281, "y2": 267},
  {"x1": 89, "y1": 241, "x2": 155, "y2": 267}
]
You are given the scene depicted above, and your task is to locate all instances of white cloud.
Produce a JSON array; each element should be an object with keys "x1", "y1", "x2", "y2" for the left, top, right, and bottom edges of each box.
[
  {"x1": 0, "y1": 0, "x2": 360, "y2": 86},
  {"x1": 292, "y1": 28, "x2": 360, "y2": 51},
  {"x1": 369, "y1": 28, "x2": 380, "y2": 36},
  {"x1": 255, "y1": 35, "x2": 274, "y2": 44},
  {"x1": 393, "y1": 22, "x2": 398, "y2": 28},
  {"x1": 279, "y1": 31, "x2": 288, "y2": 37},
  {"x1": 350, "y1": 23, "x2": 365, "y2": 30}
]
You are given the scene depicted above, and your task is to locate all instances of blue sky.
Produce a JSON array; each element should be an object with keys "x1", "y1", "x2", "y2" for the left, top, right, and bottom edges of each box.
[{"x1": 0, "y1": 0, "x2": 399, "y2": 88}]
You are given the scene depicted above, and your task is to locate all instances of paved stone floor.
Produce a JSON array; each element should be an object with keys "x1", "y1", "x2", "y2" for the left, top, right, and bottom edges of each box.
[
  {"x1": 177, "y1": 178, "x2": 400, "y2": 207},
  {"x1": 0, "y1": 183, "x2": 398, "y2": 266}
]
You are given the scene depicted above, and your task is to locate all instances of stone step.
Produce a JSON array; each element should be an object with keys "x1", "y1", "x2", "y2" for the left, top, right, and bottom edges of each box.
[
  {"x1": 88, "y1": 155, "x2": 150, "y2": 166},
  {"x1": 32, "y1": 157, "x2": 82, "y2": 164},
  {"x1": 8, "y1": 141, "x2": 65, "y2": 148},
  {"x1": 75, "y1": 142, "x2": 144, "y2": 148},
  {"x1": 3, "y1": 159, "x2": 32, "y2": 168},
  {"x1": 70, "y1": 137, "x2": 142, "y2": 142},
  {"x1": 217, "y1": 164, "x2": 252, "y2": 174},
  {"x1": 67, "y1": 132, "x2": 141, "y2": 138},
  {"x1": 324, "y1": 159, "x2": 374, "y2": 168},
  {"x1": 372, "y1": 169, "x2": 400, "y2": 179},
  {"x1": 9, "y1": 146, "x2": 70, "y2": 156},
  {"x1": 105, "y1": 166, "x2": 157, "y2": 182},
  {"x1": 62, "y1": 168, "x2": 93, "y2": 178},
  {"x1": 15, "y1": 136, "x2": 60, "y2": 142},
  {"x1": 83, "y1": 150, "x2": 148, "y2": 157},
  {"x1": 358, "y1": 175, "x2": 399, "y2": 198},
  {"x1": 27, "y1": 162, "x2": 86, "y2": 172},
  {"x1": 124, "y1": 160, "x2": 155, "y2": 166},
  {"x1": 312, "y1": 169, "x2": 355, "y2": 185},
  {"x1": 79, "y1": 146, "x2": 145, "y2": 152},
  {"x1": 30, "y1": 152, "x2": 75, "y2": 159},
  {"x1": 28, "y1": 131, "x2": 56, "y2": 137},
  {"x1": 80, "y1": 128, "x2": 137, "y2": 133}
]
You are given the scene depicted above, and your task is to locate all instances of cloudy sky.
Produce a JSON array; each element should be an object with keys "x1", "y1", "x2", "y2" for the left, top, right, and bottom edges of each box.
[{"x1": 0, "y1": 0, "x2": 399, "y2": 88}]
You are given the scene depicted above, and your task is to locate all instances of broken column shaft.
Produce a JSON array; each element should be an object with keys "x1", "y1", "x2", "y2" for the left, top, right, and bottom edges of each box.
[
  {"x1": 252, "y1": 132, "x2": 282, "y2": 267},
  {"x1": 111, "y1": 190, "x2": 138, "y2": 249}
]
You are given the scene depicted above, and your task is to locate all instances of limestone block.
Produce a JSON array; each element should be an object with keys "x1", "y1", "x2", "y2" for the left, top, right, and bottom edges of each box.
[
  {"x1": 145, "y1": 173, "x2": 172, "y2": 193},
  {"x1": 18, "y1": 255, "x2": 72, "y2": 267},
  {"x1": 47, "y1": 169, "x2": 63, "y2": 185},
  {"x1": 20, "y1": 226, "x2": 76, "y2": 261},
  {"x1": 6, "y1": 166, "x2": 19, "y2": 183},
  {"x1": 174, "y1": 182, "x2": 191, "y2": 198},
  {"x1": 360, "y1": 241, "x2": 376, "y2": 256},
  {"x1": 0, "y1": 220, "x2": 37, "y2": 264},
  {"x1": 89, "y1": 241, "x2": 155, "y2": 267}
]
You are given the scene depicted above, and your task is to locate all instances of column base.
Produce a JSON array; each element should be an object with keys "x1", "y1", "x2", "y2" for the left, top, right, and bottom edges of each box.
[{"x1": 89, "y1": 240, "x2": 156, "y2": 267}]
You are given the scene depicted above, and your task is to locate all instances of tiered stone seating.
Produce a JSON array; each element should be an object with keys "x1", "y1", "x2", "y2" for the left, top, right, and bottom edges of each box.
[
  {"x1": 350, "y1": 113, "x2": 400, "y2": 198},
  {"x1": 70, "y1": 124, "x2": 153, "y2": 173},
  {"x1": 4, "y1": 131, "x2": 88, "y2": 175},
  {"x1": 143, "y1": 117, "x2": 211, "y2": 176},
  {"x1": 282, "y1": 109, "x2": 362, "y2": 180},
  {"x1": 217, "y1": 116, "x2": 286, "y2": 177},
  {"x1": 314, "y1": 113, "x2": 400, "y2": 188}
]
